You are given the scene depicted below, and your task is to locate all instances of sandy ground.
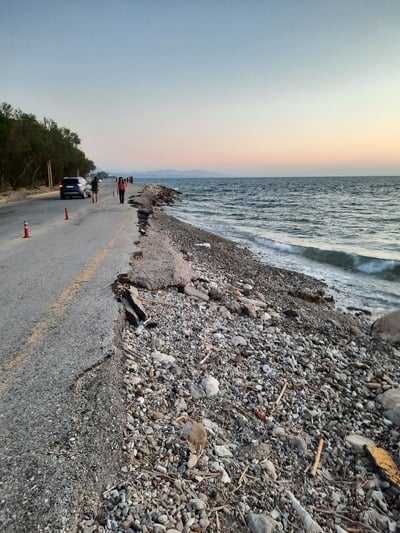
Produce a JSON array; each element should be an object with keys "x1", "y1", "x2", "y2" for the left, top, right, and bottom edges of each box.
[{"x1": 0, "y1": 186, "x2": 58, "y2": 204}]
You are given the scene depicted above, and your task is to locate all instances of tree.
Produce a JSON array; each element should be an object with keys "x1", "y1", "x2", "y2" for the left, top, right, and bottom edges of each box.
[{"x1": 0, "y1": 102, "x2": 96, "y2": 190}]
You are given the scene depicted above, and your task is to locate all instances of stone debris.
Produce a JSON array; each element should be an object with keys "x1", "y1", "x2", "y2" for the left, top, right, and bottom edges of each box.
[{"x1": 80, "y1": 192, "x2": 400, "y2": 532}]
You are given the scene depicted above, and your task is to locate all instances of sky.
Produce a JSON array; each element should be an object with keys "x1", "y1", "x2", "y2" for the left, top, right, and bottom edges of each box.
[{"x1": 1, "y1": 0, "x2": 400, "y2": 177}]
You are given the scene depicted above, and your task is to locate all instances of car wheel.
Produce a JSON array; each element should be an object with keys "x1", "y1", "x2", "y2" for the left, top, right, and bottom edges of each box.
[{"x1": 81, "y1": 193, "x2": 85, "y2": 199}]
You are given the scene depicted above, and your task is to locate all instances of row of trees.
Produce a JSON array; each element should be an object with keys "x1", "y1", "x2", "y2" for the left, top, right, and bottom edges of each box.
[{"x1": 0, "y1": 103, "x2": 95, "y2": 190}]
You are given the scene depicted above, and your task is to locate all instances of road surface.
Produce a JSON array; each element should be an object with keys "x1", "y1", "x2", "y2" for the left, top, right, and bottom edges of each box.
[{"x1": 0, "y1": 180, "x2": 142, "y2": 531}]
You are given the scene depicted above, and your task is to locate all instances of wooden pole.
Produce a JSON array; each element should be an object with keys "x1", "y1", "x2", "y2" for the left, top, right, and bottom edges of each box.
[{"x1": 47, "y1": 160, "x2": 53, "y2": 188}]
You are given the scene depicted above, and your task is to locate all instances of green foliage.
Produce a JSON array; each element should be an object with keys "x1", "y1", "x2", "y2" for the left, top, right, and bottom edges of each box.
[
  {"x1": 0, "y1": 103, "x2": 95, "y2": 190},
  {"x1": 96, "y1": 171, "x2": 110, "y2": 180}
]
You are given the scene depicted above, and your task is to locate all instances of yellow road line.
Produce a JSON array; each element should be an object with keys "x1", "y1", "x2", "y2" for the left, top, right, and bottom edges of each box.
[{"x1": 1, "y1": 221, "x2": 127, "y2": 375}]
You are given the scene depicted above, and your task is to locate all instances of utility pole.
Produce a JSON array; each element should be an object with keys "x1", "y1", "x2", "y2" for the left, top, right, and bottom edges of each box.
[
  {"x1": 43, "y1": 118, "x2": 53, "y2": 188},
  {"x1": 47, "y1": 160, "x2": 53, "y2": 188}
]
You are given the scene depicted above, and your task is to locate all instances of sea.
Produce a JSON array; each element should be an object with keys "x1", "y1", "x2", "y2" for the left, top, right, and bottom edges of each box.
[{"x1": 136, "y1": 175, "x2": 400, "y2": 318}]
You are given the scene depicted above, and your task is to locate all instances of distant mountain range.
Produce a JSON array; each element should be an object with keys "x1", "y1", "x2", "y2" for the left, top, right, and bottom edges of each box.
[{"x1": 107, "y1": 169, "x2": 224, "y2": 179}]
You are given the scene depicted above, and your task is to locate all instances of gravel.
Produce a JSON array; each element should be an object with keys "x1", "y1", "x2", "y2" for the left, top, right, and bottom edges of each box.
[{"x1": 79, "y1": 186, "x2": 400, "y2": 533}]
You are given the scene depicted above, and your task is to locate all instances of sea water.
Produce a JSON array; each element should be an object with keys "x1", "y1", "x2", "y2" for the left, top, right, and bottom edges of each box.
[{"x1": 136, "y1": 175, "x2": 400, "y2": 317}]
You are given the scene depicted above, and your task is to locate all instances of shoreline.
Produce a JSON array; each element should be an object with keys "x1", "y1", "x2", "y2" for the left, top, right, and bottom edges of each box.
[
  {"x1": 157, "y1": 176, "x2": 400, "y2": 320},
  {"x1": 81, "y1": 185, "x2": 400, "y2": 532}
]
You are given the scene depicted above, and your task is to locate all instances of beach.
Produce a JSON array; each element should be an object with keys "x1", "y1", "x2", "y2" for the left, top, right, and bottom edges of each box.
[{"x1": 78, "y1": 185, "x2": 400, "y2": 533}]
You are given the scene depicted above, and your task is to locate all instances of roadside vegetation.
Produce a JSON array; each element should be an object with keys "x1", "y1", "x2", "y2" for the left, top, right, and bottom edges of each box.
[{"x1": 0, "y1": 102, "x2": 95, "y2": 191}]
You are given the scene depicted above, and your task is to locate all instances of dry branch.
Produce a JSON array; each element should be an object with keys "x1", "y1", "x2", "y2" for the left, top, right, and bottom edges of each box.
[{"x1": 311, "y1": 438, "x2": 324, "y2": 477}]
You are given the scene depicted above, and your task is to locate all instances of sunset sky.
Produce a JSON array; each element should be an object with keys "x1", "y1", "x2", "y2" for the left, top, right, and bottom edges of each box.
[{"x1": 1, "y1": 1, "x2": 400, "y2": 177}]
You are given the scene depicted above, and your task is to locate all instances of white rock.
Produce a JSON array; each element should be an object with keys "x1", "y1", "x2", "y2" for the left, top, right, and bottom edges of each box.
[
  {"x1": 151, "y1": 351, "x2": 176, "y2": 365},
  {"x1": 190, "y1": 498, "x2": 206, "y2": 510},
  {"x1": 260, "y1": 459, "x2": 277, "y2": 480},
  {"x1": 214, "y1": 444, "x2": 233, "y2": 458},
  {"x1": 187, "y1": 454, "x2": 198, "y2": 469},
  {"x1": 231, "y1": 335, "x2": 247, "y2": 347},
  {"x1": 345, "y1": 434, "x2": 376, "y2": 452},
  {"x1": 202, "y1": 376, "x2": 219, "y2": 397},
  {"x1": 246, "y1": 513, "x2": 280, "y2": 533}
]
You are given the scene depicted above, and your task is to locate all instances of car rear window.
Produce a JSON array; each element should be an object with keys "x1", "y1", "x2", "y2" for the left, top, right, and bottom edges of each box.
[{"x1": 63, "y1": 178, "x2": 79, "y2": 185}]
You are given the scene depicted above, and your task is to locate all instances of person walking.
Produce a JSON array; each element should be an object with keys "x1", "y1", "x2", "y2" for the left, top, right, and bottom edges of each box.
[
  {"x1": 117, "y1": 177, "x2": 126, "y2": 204},
  {"x1": 91, "y1": 176, "x2": 99, "y2": 202}
]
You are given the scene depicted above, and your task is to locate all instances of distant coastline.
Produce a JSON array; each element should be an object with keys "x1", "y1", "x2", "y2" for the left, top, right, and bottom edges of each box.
[{"x1": 104, "y1": 168, "x2": 400, "y2": 180}]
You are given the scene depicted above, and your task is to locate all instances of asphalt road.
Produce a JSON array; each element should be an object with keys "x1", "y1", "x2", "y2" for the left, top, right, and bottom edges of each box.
[{"x1": 0, "y1": 180, "x2": 142, "y2": 531}]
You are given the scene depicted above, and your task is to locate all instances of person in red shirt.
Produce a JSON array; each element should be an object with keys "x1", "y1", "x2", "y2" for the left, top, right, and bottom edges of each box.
[{"x1": 117, "y1": 177, "x2": 126, "y2": 204}]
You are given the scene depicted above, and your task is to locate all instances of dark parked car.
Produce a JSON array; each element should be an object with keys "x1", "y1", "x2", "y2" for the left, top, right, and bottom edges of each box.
[{"x1": 59, "y1": 177, "x2": 91, "y2": 199}]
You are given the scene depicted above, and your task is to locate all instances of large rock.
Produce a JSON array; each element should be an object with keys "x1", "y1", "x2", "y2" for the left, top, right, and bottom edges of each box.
[
  {"x1": 371, "y1": 310, "x2": 400, "y2": 344},
  {"x1": 378, "y1": 388, "x2": 400, "y2": 425},
  {"x1": 129, "y1": 226, "x2": 194, "y2": 290}
]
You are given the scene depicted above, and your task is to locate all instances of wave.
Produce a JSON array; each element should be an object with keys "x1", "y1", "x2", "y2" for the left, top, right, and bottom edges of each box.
[{"x1": 253, "y1": 237, "x2": 400, "y2": 281}]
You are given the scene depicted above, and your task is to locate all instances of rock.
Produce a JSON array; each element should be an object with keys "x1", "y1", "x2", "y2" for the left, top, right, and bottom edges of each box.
[
  {"x1": 245, "y1": 513, "x2": 280, "y2": 533},
  {"x1": 345, "y1": 434, "x2": 376, "y2": 452},
  {"x1": 288, "y1": 288, "x2": 324, "y2": 303},
  {"x1": 371, "y1": 309, "x2": 400, "y2": 344},
  {"x1": 231, "y1": 335, "x2": 247, "y2": 347},
  {"x1": 378, "y1": 389, "x2": 400, "y2": 425},
  {"x1": 283, "y1": 309, "x2": 299, "y2": 319},
  {"x1": 189, "y1": 383, "x2": 205, "y2": 400},
  {"x1": 151, "y1": 351, "x2": 176, "y2": 365},
  {"x1": 184, "y1": 284, "x2": 210, "y2": 301},
  {"x1": 187, "y1": 454, "x2": 198, "y2": 469},
  {"x1": 383, "y1": 409, "x2": 400, "y2": 425},
  {"x1": 378, "y1": 388, "x2": 400, "y2": 410},
  {"x1": 190, "y1": 498, "x2": 207, "y2": 510},
  {"x1": 214, "y1": 445, "x2": 233, "y2": 458},
  {"x1": 287, "y1": 435, "x2": 308, "y2": 455},
  {"x1": 202, "y1": 375, "x2": 219, "y2": 396},
  {"x1": 242, "y1": 302, "x2": 257, "y2": 318},
  {"x1": 260, "y1": 459, "x2": 277, "y2": 480},
  {"x1": 239, "y1": 297, "x2": 267, "y2": 308},
  {"x1": 182, "y1": 420, "x2": 208, "y2": 453},
  {"x1": 226, "y1": 300, "x2": 243, "y2": 315},
  {"x1": 262, "y1": 312, "x2": 272, "y2": 321}
]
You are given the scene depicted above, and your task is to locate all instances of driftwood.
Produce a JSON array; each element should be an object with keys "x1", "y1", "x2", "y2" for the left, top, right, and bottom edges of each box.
[
  {"x1": 287, "y1": 491, "x2": 324, "y2": 532},
  {"x1": 311, "y1": 438, "x2": 324, "y2": 477},
  {"x1": 269, "y1": 381, "x2": 288, "y2": 415}
]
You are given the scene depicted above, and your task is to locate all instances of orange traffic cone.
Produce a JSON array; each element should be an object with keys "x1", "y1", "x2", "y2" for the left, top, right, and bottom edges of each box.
[
  {"x1": 23, "y1": 220, "x2": 31, "y2": 238},
  {"x1": 65, "y1": 207, "x2": 69, "y2": 220}
]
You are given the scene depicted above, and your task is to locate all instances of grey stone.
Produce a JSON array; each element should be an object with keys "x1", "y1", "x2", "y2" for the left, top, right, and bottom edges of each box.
[
  {"x1": 371, "y1": 310, "x2": 400, "y2": 344},
  {"x1": 246, "y1": 513, "x2": 279, "y2": 533}
]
